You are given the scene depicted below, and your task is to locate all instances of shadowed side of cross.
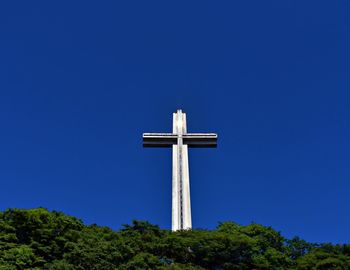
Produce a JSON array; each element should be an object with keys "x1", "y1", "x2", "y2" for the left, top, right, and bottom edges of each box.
[
  {"x1": 143, "y1": 133, "x2": 217, "y2": 147},
  {"x1": 142, "y1": 109, "x2": 218, "y2": 231}
]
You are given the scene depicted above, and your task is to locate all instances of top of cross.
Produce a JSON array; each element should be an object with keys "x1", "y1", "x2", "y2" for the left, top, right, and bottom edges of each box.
[{"x1": 143, "y1": 109, "x2": 217, "y2": 148}]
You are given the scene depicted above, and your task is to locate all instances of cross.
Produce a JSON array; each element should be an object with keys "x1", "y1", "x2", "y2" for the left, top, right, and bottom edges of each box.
[{"x1": 143, "y1": 109, "x2": 217, "y2": 231}]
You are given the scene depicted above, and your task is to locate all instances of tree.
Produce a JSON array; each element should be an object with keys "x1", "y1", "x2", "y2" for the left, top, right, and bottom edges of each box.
[{"x1": 0, "y1": 208, "x2": 349, "y2": 269}]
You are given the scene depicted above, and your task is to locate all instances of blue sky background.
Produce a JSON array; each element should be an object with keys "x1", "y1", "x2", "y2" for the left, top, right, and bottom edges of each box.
[{"x1": 1, "y1": 1, "x2": 350, "y2": 243}]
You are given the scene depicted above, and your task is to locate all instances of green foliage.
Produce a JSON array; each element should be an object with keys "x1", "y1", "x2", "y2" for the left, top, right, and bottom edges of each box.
[{"x1": 0, "y1": 208, "x2": 349, "y2": 269}]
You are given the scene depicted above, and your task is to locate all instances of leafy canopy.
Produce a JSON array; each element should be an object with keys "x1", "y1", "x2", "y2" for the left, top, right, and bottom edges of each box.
[{"x1": 0, "y1": 208, "x2": 349, "y2": 269}]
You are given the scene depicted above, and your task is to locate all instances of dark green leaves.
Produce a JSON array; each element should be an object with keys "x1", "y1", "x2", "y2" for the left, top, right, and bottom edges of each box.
[{"x1": 0, "y1": 208, "x2": 349, "y2": 269}]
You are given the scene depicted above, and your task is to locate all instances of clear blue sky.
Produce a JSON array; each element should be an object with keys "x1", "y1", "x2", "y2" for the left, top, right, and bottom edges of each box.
[{"x1": 1, "y1": 1, "x2": 349, "y2": 244}]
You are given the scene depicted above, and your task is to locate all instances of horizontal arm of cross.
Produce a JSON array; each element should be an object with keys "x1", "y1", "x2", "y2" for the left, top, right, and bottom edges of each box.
[{"x1": 143, "y1": 133, "x2": 218, "y2": 148}]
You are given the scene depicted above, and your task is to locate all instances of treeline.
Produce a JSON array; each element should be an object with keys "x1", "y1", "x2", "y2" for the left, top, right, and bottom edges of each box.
[{"x1": 0, "y1": 208, "x2": 349, "y2": 269}]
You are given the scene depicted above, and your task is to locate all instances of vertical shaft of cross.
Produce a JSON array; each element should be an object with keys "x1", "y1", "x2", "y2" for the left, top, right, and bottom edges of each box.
[{"x1": 172, "y1": 110, "x2": 192, "y2": 231}]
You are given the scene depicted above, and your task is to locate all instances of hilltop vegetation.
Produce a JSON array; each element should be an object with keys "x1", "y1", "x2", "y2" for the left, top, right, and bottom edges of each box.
[{"x1": 0, "y1": 208, "x2": 349, "y2": 269}]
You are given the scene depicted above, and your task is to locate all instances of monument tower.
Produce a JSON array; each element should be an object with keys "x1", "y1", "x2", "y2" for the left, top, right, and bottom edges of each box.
[{"x1": 143, "y1": 110, "x2": 217, "y2": 231}]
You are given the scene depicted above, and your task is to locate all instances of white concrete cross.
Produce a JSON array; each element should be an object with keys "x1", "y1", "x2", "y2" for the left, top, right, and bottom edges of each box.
[{"x1": 143, "y1": 109, "x2": 217, "y2": 231}]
